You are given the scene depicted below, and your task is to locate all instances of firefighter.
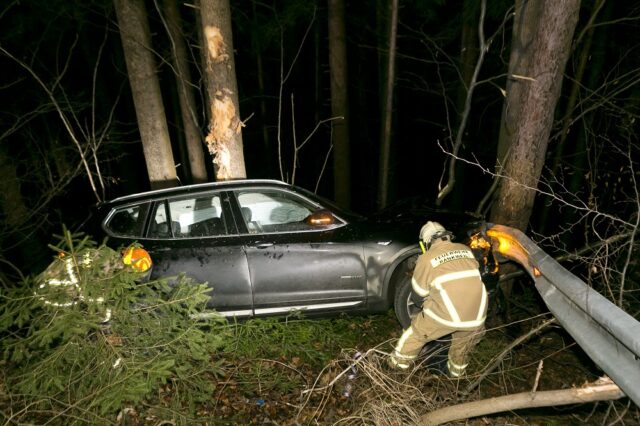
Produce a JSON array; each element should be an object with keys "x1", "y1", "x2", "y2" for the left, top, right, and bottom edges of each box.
[{"x1": 389, "y1": 221, "x2": 488, "y2": 377}]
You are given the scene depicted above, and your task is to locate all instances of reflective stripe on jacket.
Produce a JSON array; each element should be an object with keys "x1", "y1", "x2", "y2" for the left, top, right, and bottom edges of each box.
[{"x1": 412, "y1": 239, "x2": 487, "y2": 328}]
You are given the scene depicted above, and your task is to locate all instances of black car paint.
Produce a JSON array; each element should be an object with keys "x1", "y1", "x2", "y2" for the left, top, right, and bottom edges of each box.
[{"x1": 96, "y1": 180, "x2": 485, "y2": 320}]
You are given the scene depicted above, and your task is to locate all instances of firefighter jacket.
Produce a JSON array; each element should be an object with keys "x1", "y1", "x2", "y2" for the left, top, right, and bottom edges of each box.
[{"x1": 411, "y1": 238, "x2": 487, "y2": 329}]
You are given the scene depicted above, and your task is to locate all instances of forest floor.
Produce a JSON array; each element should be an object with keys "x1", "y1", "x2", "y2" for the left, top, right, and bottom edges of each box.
[
  {"x1": 3, "y1": 281, "x2": 637, "y2": 425},
  {"x1": 124, "y1": 296, "x2": 638, "y2": 425},
  {"x1": 203, "y1": 325, "x2": 634, "y2": 425},
  {"x1": 191, "y1": 284, "x2": 640, "y2": 426}
]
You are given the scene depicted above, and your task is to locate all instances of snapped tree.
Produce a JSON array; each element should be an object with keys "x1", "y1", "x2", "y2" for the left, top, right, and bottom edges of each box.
[{"x1": 199, "y1": 0, "x2": 247, "y2": 180}]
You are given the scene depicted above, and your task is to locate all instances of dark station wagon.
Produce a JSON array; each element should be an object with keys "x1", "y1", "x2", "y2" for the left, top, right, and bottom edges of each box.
[{"x1": 97, "y1": 179, "x2": 495, "y2": 326}]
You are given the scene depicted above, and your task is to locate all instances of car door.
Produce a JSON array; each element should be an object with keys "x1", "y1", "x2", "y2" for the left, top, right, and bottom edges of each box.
[
  {"x1": 230, "y1": 188, "x2": 367, "y2": 316},
  {"x1": 143, "y1": 191, "x2": 254, "y2": 318}
]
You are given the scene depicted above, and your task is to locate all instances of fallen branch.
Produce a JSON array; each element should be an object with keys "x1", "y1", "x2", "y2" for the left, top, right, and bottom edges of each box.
[{"x1": 421, "y1": 377, "x2": 624, "y2": 425}]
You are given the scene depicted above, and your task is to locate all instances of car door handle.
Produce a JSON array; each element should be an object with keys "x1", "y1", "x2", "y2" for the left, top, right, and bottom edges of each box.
[{"x1": 253, "y1": 243, "x2": 274, "y2": 249}]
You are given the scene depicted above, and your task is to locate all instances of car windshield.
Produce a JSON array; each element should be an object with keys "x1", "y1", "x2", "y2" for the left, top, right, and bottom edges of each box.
[{"x1": 292, "y1": 185, "x2": 364, "y2": 222}]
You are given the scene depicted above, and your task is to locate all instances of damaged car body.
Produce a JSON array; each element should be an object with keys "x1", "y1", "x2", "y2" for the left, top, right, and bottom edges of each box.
[{"x1": 97, "y1": 179, "x2": 497, "y2": 325}]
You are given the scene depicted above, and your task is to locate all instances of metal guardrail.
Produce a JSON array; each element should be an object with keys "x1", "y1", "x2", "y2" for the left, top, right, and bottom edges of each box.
[{"x1": 486, "y1": 224, "x2": 640, "y2": 407}]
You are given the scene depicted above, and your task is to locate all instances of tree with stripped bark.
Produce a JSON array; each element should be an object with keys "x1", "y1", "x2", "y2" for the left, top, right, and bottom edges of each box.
[{"x1": 199, "y1": 0, "x2": 247, "y2": 180}]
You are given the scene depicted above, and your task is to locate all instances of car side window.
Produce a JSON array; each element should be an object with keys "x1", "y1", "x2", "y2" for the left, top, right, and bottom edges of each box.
[
  {"x1": 159, "y1": 194, "x2": 227, "y2": 238},
  {"x1": 148, "y1": 201, "x2": 180, "y2": 238},
  {"x1": 236, "y1": 190, "x2": 339, "y2": 234},
  {"x1": 105, "y1": 203, "x2": 149, "y2": 237}
]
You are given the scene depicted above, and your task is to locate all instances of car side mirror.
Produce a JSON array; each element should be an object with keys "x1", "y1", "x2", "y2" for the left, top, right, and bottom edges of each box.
[{"x1": 305, "y1": 209, "x2": 336, "y2": 226}]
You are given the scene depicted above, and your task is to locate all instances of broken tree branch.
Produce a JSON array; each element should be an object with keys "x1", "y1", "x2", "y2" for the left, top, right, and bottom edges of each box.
[{"x1": 422, "y1": 377, "x2": 624, "y2": 425}]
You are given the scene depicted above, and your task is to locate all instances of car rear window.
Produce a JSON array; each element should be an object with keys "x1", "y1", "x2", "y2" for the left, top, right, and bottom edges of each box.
[{"x1": 104, "y1": 203, "x2": 149, "y2": 237}]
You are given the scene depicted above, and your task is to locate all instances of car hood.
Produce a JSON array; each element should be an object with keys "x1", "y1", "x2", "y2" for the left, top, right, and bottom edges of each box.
[{"x1": 365, "y1": 196, "x2": 486, "y2": 241}]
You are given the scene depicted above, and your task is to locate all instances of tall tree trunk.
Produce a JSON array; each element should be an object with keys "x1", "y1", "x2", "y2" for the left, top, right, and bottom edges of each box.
[
  {"x1": 163, "y1": 0, "x2": 208, "y2": 183},
  {"x1": 456, "y1": 0, "x2": 480, "y2": 118},
  {"x1": 490, "y1": 0, "x2": 581, "y2": 230},
  {"x1": 114, "y1": 0, "x2": 178, "y2": 190},
  {"x1": 200, "y1": 0, "x2": 246, "y2": 180},
  {"x1": 328, "y1": 0, "x2": 351, "y2": 207},
  {"x1": 450, "y1": 0, "x2": 480, "y2": 210},
  {"x1": 376, "y1": 0, "x2": 398, "y2": 210},
  {"x1": 251, "y1": 0, "x2": 271, "y2": 175}
]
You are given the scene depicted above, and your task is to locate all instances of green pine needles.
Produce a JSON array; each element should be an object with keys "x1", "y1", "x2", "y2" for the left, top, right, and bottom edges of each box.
[
  {"x1": 0, "y1": 228, "x2": 402, "y2": 424},
  {"x1": 0, "y1": 229, "x2": 228, "y2": 424}
]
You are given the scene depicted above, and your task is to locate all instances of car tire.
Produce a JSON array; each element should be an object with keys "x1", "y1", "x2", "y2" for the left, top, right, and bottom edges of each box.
[{"x1": 393, "y1": 272, "x2": 422, "y2": 329}]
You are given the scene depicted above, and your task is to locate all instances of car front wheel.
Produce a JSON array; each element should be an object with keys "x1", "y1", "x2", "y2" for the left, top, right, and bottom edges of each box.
[{"x1": 393, "y1": 272, "x2": 423, "y2": 329}]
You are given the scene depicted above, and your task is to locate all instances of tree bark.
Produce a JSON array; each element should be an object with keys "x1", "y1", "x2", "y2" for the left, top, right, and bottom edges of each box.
[
  {"x1": 448, "y1": 0, "x2": 480, "y2": 211},
  {"x1": 163, "y1": 0, "x2": 208, "y2": 183},
  {"x1": 421, "y1": 378, "x2": 624, "y2": 425},
  {"x1": 251, "y1": 0, "x2": 271, "y2": 175},
  {"x1": 376, "y1": 0, "x2": 398, "y2": 210},
  {"x1": 456, "y1": 0, "x2": 480, "y2": 117},
  {"x1": 114, "y1": 0, "x2": 178, "y2": 190},
  {"x1": 540, "y1": 0, "x2": 608, "y2": 234},
  {"x1": 490, "y1": 0, "x2": 581, "y2": 230},
  {"x1": 328, "y1": 0, "x2": 351, "y2": 207},
  {"x1": 200, "y1": 0, "x2": 246, "y2": 180}
]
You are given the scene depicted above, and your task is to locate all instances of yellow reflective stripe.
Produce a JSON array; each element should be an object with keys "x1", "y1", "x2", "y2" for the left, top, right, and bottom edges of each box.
[
  {"x1": 390, "y1": 357, "x2": 411, "y2": 369},
  {"x1": 393, "y1": 351, "x2": 417, "y2": 360},
  {"x1": 447, "y1": 360, "x2": 468, "y2": 376},
  {"x1": 412, "y1": 277, "x2": 429, "y2": 297},
  {"x1": 425, "y1": 269, "x2": 485, "y2": 326},
  {"x1": 394, "y1": 326, "x2": 415, "y2": 354},
  {"x1": 423, "y1": 308, "x2": 486, "y2": 328},
  {"x1": 477, "y1": 285, "x2": 488, "y2": 321},
  {"x1": 65, "y1": 257, "x2": 78, "y2": 284},
  {"x1": 430, "y1": 269, "x2": 481, "y2": 288},
  {"x1": 448, "y1": 359, "x2": 468, "y2": 370},
  {"x1": 433, "y1": 282, "x2": 461, "y2": 323}
]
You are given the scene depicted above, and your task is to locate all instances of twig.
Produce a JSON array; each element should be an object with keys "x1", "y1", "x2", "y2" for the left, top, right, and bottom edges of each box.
[
  {"x1": 436, "y1": 0, "x2": 488, "y2": 206},
  {"x1": 617, "y1": 143, "x2": 639, "y2": 307},
  {"x1": 301, "y1": 348, "x2": 371, "y2": 395},
  {"x1": 464, "y1": 317, "x2": 556, "y2": 395},
  {"x1": 531, "y1": 360, "x2": 543, "y2": 394}
]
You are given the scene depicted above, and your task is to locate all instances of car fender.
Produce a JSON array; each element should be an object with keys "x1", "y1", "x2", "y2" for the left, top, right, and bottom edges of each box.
[
  {"x1": 382, "y1": 244, "x2": 421, "y2": 299},
  {"x1": 363, "y1": 242, "x2": 421, "y2": 311}
]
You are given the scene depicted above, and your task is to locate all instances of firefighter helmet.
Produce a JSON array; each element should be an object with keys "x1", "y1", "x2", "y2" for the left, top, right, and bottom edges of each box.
[{"x1": 419, "y1": 221, "x2": 451, "y2": 247}]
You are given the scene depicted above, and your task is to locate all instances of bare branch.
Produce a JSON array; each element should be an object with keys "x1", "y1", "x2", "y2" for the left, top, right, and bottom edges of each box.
[
  {"x1": 0, "y1": 46, "x2": 102, "y2": 203},
  {"x1": 464, "y1": 317, "x2": 556, "y2": 395}
]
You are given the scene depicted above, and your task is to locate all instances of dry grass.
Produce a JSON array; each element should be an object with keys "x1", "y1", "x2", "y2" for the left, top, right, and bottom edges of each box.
[{"x1": 293, "y1": 315, "x2": 639, "y2": 425}]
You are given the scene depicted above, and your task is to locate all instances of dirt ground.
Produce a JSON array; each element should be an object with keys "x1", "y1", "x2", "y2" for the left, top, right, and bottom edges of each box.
[
  {"x1": 202, "y1": 302, "x2": 638, "y2": 425},
  {"x1": 105, "y1": 282, "x2": 639, "y2": 425}
]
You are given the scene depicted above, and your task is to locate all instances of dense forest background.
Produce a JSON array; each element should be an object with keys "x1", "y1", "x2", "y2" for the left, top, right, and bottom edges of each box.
[
  {"x1": 1, "y1": 0, "x2": 638, "y2": 304},
  {"x1": 1, "y1": 1, "x2": 639, "y2": 423}
]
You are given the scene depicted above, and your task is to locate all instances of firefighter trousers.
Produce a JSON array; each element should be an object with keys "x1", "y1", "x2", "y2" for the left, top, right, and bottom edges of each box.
[{"x1": 391, "y1": 311, "x2": 485, "y2": 376}]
